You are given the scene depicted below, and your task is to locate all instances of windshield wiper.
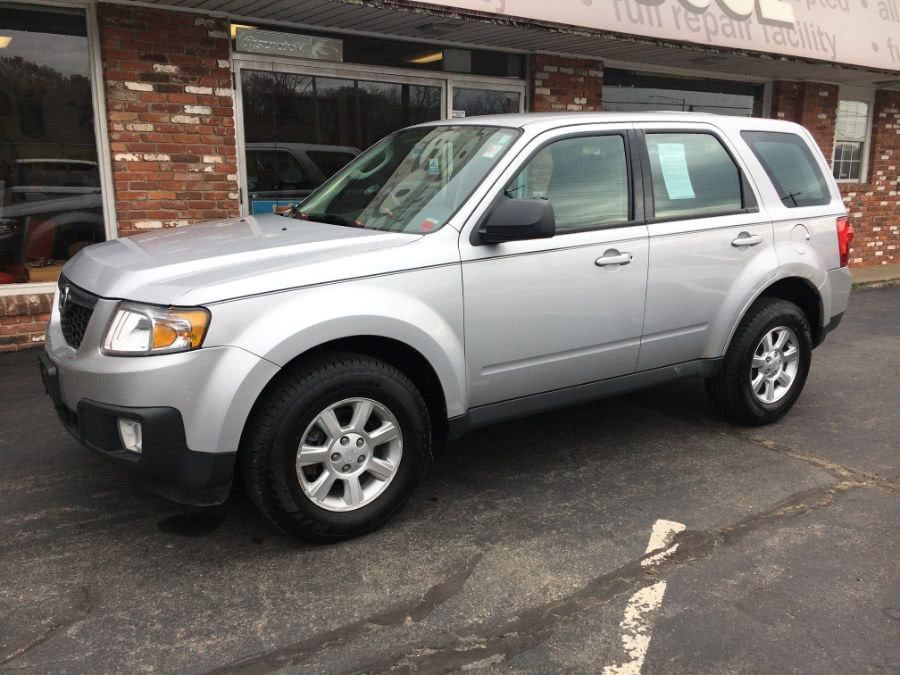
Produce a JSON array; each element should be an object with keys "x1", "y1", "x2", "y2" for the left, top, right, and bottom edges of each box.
[
  {"x1": 298, "y1": 212, "x2": 357, "y2": 228},
  {"x1": 781, "y1": 191, "x2": 802, "y2": 207}
]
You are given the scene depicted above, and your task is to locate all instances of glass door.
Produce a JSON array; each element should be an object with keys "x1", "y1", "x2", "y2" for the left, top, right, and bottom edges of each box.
[{"x1": 237, "y1": 62, "x2": 443, "y2": 214}]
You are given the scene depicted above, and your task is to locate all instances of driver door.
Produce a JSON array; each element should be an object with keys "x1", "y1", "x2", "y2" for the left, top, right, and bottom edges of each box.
[{"x1": 460, "y1": 126, "x2": 650, "y2": 407}]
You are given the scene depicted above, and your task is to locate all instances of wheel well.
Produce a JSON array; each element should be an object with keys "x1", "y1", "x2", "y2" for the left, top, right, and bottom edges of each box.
[
  {"x1": 257, "y1": 336, "x2": 450, "y2": 440},
  {"x1": 759, "y1": 277, "x2": 824, "y2": 346}
]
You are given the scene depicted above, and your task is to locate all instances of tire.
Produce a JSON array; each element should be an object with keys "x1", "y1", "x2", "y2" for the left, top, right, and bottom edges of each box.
[
  {"x1": 241, "y1": 352, "x2": 431, "y2": 542},
  {"x1": 706, "y1": 298, "x2": 812, "y2": 426}
]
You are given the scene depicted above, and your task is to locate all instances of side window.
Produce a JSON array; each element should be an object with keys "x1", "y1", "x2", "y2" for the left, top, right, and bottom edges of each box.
[
  {"x1": 505, "y1": 135, "x2": 630, "y2": 231},
  {"x1": 245, "y1": 150, "x2": 315, "y2": 193},
  {"x1": 742, "y1": 131, "x2": 831, "y2": 208},
  {"x1": 306, "y1": 150, "x2": 357, "y2": 180},
  {"x1": 645, "y1": 132, "x2": 743, "y2": 220},
  {"x1": 274, "y1": 151, "x2": 311, "y2": 190},
  {"x1": 245, "y1": 150, "x2": 275, "y2": 192}
]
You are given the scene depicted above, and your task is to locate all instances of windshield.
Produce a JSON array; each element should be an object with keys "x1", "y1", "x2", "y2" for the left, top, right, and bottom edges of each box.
[{"x1": 296, "y1": 125, "x2": 520, "y2": 233}]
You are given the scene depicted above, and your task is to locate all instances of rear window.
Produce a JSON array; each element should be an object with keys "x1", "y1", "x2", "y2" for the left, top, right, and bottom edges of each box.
[{"x1": 741, "y1": 131, "x2": 831, "y2": 208}]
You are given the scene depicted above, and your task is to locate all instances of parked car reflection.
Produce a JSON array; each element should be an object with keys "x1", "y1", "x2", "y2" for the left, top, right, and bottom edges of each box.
[
  {"x1": 0, "y1": 159, "x2": 104, "y2": 284},
  {"x1": 246, "y1": 142, "x2": 359, "y2": 214}
]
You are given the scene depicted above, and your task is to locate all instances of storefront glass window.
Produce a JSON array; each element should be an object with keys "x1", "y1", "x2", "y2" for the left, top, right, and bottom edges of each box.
[
  {"x1": 602, "y1": 69, "x2": 764, "y2": 117},
  {"x1": 0, "y1": 6, "x2": 105, "y2": 285},
  {"x1": 241, "y1": 69, "x2": 441, "y2": 214},
  {"x1": 233, "y1": 26, "x2": 524, "y2": 79},
  {"x1": 452, "y1": 88, "x2": 521, "y2": 118}
]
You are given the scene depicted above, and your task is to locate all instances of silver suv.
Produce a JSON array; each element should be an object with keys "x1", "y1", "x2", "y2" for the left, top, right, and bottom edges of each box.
[{"x1": 40, "y1": 113, "x2": 853, "y2": 541}]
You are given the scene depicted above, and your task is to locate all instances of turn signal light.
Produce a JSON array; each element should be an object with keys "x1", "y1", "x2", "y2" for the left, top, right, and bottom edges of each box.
[{"x1": 836, "y1": 216, "x2": 854, "y2": 268}]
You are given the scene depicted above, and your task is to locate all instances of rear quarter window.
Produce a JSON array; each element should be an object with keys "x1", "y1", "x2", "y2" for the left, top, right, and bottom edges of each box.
[{"x1": 741, "y1": 131, "x2": 831, "y2": 208}]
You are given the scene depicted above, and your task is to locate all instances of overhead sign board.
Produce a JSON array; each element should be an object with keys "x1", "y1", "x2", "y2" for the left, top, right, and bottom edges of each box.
[
  {"x1": 235, "y1": 29, "x2": 343, "y2": 62},
  {"x1": 411, "y1": 0, "x2": 900, "y2": 72}
]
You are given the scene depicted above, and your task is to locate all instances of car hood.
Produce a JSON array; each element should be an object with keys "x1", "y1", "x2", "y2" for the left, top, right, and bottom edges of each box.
[{"x1": 63, "y1": 214, "x2": 422, "y2": 305}]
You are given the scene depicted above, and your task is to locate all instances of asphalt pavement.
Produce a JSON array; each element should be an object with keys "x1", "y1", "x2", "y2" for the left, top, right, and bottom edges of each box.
[{"x1": 0, "y1": 286, "x2": 897, "y2": 674}]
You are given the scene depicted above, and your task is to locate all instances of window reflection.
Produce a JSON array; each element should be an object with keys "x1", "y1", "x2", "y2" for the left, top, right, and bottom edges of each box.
[
  {"x1": 241, "y1": 69, "x2": 441, "y2": 214},
  {"x1": 452, "y1": 88, "x2": 520, "y2": 117},
  {"x1": 0, "y1": 6, "x2": 105, "y2": 285},
  {"x1": 505, "y1": 136, "x2": 629, "y2": 230},
  {"x1": 602, "y1": 69, "x2": 763, "y2": 118}
]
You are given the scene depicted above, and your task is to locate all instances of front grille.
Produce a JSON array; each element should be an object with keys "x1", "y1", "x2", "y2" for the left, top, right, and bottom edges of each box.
[{"x1": 58, "y1": 276, "x2": 98, "y2": 349}]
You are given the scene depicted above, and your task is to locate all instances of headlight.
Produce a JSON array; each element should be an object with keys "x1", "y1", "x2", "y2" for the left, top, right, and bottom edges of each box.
[{"x1": 102, "y1": 303, "x2": 210, "y2": 356}]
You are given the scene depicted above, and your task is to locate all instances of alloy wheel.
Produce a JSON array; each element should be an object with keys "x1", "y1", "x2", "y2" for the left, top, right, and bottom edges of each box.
[
  {"x1": 295, "y1": 397, "x2": 403, "y2": 512},
  {"x1": 749, "y1": 325, "x2": 800, "y2": 404}
]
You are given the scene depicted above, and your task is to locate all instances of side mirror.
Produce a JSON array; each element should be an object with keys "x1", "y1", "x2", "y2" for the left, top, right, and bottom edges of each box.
[{"x1": 478, "y1": 199, "x2": 556, "y2": 244}]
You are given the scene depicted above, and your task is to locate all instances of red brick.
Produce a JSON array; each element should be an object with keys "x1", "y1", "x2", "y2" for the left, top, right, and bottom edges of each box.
[
  {"x1": 97, "y1": 3, "x2": 239, "y2": 237},
  {"x1": 529, "y1": 54, "x2": 603, "y2": 114},
  {"x1": 773, "y1": 83, "x2": 899, "y2": 268}
]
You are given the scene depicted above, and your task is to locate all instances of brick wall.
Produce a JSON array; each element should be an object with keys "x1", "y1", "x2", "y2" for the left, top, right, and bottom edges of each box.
[
  {"x1": 0, "y1": 294, "x2": 52, "y2": 353},
  {"x1": 2, "y1": 4, "x2": 242, "y2": 352},
  {"x1": 98, "y1": 4, "x2": 239, "y2": 236},
  {"x1": 530, "y1": 54, "x2": 602, "y2": 113},
  {"x1": 772, "y1": 81, "x2": 898, "y2": 267},
  {"x1": 839, "y1": 90, "x2": 900, "y2": 267}
]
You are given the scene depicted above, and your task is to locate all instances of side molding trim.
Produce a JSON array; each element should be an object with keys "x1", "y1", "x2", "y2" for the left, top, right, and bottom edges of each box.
[{"x1": 448, "y1": 358, "x2": 723, "y2": 439}]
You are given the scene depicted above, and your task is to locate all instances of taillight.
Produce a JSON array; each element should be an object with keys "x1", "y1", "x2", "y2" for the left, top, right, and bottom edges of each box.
[{"x1": 836, "y1": 216, "x2": 854, "y2": 268}]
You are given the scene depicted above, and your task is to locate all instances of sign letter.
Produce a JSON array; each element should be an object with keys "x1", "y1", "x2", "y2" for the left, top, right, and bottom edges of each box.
[
  {"x1": 718, "y1": 0, "x2": 754, "y2": 17},
  {"x1": 757, "y1": 0, "x2": 796, "y2": 25},
  {"x1": 679, "y1": 0, "x2": 712, "y2": 10}
]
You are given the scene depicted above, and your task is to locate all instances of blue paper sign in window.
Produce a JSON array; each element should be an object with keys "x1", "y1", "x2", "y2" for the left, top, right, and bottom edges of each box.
[{"x1": 656, "y1": 143, "x2": 695, "y2": 200}]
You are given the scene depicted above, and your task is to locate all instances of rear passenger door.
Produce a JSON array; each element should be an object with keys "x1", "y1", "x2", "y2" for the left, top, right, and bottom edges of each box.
[{"x1": 635, "y1": 124, "x2": 778, "y2": 371}]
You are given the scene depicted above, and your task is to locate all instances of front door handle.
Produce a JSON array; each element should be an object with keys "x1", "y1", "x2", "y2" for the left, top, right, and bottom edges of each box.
[
  {"x1": 595, "y1": 251, "x2": 633, "y2": 267},
  {"x1": 731, "y1": 233, "x2": 763, "y2": 247}
]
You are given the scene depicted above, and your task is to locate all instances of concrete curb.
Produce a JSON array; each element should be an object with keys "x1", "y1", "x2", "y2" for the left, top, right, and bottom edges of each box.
[{"x1": 852, "y1": 277, "x2": 900, "y2": 290}]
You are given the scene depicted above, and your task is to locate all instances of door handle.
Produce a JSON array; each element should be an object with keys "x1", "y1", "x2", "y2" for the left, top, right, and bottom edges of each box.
[
  {"x1": 731, "y1": 233, "x2": 763, "y2": 247},
  {"x1": 595, "y1": 251, "x2": 633, "y2": 267}
]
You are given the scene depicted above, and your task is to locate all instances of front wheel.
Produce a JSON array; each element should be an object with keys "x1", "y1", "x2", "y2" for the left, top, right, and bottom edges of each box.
[
  {"x1": 241, "y1": 353, "x2": 431, "y2": 542},
  {"x1": 706, "y1": 298, "x2": 812, "y2": 426}
]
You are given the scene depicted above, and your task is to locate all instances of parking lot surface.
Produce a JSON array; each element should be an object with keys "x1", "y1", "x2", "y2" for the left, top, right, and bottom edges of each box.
[{"x1": 1, "y1": 286, "x2": 898, "y2": 674}]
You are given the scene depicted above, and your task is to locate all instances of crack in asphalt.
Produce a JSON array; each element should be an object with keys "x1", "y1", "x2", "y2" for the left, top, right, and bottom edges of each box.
[
  {"x1": 349, "y1": 464, "x2": 897, "y2": 674},
  {"x1": 200, "y1": 415, "x2": 899, "y2": 675},
  {"x1": 0, "y1": 586, "x2": 92, "y2": 667},
  {"x1": 6, "y1": 395, "x2": 894, "y2": 671},
  {"x1": 203, "y1": 553, "x2": 485, "y2": 674},
  {"x1": 741, "y1": 436, "x2": 899, "y2": 492}
]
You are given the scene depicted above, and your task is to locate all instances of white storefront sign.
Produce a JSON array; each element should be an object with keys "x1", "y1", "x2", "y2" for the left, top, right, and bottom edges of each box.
[{"x1": 415, "y1": 0, "x2": 900, "y2": 72}]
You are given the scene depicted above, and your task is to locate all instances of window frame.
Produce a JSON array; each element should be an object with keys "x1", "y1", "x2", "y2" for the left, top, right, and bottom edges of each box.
[
  {"x1": 0, "y1": 0, "x2": 117, "y2": 297},
  {"x1": 831, "y1": 86, "x2": 875, "y2": 184},
  {"x1": 635, "y1": 128, "x2": 759, "y2": 224},
  {"x1": 470, "y1": 129, "x2": 644, "y2": 245}
]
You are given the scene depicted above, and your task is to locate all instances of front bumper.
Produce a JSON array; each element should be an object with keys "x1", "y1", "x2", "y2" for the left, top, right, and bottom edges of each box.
[
  {"x1": 39, "y1": 351, "x2": 236, "y2": 505},
  {"x1": 41, "y1": 288, "x2": 281, "y2": 505}
]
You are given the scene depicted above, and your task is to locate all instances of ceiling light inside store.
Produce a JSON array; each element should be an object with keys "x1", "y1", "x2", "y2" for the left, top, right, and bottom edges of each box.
[
  {"x1": 0, "y1": 36, "x2": 11, "y2": 48},
  {"x1": 230, "y1": 24, "x2": 256, "y2": 39},
  {"x1": 408, "y1": 51, "x2": 444, "y2": 64}
]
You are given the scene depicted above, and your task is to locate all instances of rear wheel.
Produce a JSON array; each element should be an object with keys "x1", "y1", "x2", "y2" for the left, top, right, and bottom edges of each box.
[
  {"x1": 706, "y1": 298, "x2": 812, "y2": 426},
  {"x1": 242, "y1": 353, "x2": 431, "y2": 542}
]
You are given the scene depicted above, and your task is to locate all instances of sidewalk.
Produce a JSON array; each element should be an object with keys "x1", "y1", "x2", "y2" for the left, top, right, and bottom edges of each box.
[{"x1": 852, "y1": 262, "x2": 900, "y2": 289}]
